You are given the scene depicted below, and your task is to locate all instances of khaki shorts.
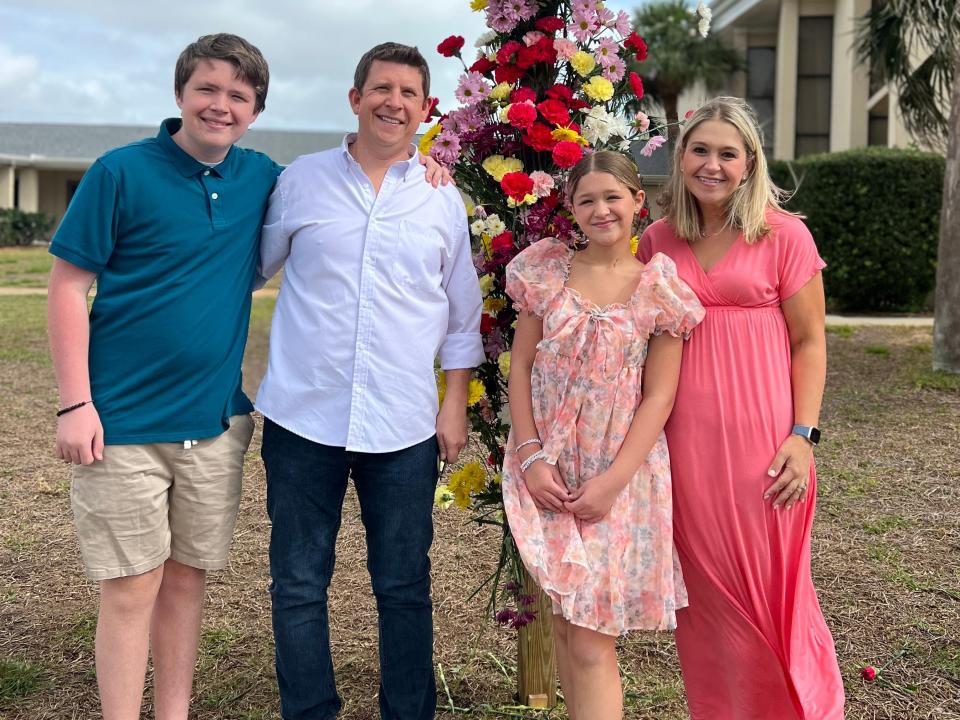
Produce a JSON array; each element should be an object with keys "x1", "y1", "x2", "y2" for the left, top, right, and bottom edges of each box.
[{"x1": 71, "y1": 414, "x2": 255, "y2": 581}]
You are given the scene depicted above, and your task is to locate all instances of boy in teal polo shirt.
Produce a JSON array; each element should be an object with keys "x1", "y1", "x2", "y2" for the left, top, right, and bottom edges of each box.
[{"x1": 47, "y1": 34, "x2": 278, "y2": 719}]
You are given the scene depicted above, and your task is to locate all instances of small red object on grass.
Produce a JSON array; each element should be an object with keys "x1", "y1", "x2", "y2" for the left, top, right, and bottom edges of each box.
[{"x1": 861, "y1": 665, "x2": 877, "y2": 682}]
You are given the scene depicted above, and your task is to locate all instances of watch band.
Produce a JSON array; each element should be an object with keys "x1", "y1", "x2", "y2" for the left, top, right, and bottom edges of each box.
[{"x1": 792, "y1": 424, "x2": 821, "y2": 445}]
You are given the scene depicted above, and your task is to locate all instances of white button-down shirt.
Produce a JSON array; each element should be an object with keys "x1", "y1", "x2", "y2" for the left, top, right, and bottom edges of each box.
[{"x1": 255, "y1": 136, "x2": 485, "y2": 453}]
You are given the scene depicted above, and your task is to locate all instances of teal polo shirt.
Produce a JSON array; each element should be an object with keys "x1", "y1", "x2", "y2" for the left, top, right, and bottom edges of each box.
[{"x1": 50, "y1": 118, "x2": 282, "y2": 444}]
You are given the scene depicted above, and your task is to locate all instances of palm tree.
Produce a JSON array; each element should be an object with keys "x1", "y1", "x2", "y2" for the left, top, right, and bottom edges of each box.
[
  {"x1": 629, "y1": 0, "x2": 742, "y2": 138},
  {"x1": 856, "y1": 0, "x2": 960, "y2": 373}
]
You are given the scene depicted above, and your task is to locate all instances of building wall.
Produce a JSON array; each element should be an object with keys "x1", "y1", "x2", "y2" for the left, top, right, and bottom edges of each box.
[{"x1": 38, "y1": 169, "x2": 85, "y2": 224}]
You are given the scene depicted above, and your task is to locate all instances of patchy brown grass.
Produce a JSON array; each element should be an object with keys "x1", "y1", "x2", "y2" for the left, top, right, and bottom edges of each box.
[{"x1": 1, "y1": 298, "x2": 957, "y2": 719}]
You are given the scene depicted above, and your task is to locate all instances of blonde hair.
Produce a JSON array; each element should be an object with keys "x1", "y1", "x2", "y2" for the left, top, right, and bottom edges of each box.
[{"x1": 660, "y1": 96, "x2": 795, "y2": 244}]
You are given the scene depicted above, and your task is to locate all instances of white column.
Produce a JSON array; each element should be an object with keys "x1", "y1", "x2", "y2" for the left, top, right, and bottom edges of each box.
[
  {"x1": 830, "y1": 0, "x2": 870, "y2": 150},
  {"x1": 18, "y1": 167, "x2": 39, "y2": 212},
  {"x1": 774, "y1": 0, "x2": 799, "y2": 159},
  {"x1": 0, "y1": 165, "x2": 14, "y2": 209}
]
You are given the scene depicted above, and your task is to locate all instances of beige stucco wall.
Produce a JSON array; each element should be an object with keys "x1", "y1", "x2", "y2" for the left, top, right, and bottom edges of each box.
[
  {"x1": 17, "y1": 168, "x2": 39, "y2": 213},
  {"x1": 774, "y1": 0, "x2": 799, "y2": 159},
  {"x1": 0, "y1": 165, "x2": 13, "y2": 209},
  {"x1": 38, "y1": 169, "x2": 84, "y2": 223},
  {"x1": 830, "y1": 0, "x2": 870, "y2": 151}
]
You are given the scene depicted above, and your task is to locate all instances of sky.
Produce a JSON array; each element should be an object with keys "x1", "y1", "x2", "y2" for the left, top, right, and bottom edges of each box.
[{"x1": 0, "y1": 0, "x2": 640, "y2": 132}]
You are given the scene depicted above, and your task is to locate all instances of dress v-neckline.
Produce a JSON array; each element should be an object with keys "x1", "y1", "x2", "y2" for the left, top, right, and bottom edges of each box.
[{"x1": 686, "y1": 233, "x2": 741, "y2": 276}]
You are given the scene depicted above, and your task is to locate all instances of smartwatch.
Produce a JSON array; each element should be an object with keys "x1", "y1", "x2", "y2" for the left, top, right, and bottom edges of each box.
[{"x1": 791, "y1": 424, "x2": 821, "y2": 445}]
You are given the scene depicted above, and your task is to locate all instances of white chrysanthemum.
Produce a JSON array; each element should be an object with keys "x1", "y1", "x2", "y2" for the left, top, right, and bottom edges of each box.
[
  {"x1": 607, "y1": 114, "x2": 631, "y2": 139},
  {"x1": 582, "y1": 106, "x2": 614, "y2": 145},
  {"x1": 696, "y1": 1, "x2": 712, "y2": 36},
  {"x1": 470, "y1": 218, "x2": 487, "y2": 236},
  {"x1": 486, "y1": 214, "x2": 506, "y2": 236},
  {"x1": 475, "y1": 30, "x2": 497, "y2": 47}
]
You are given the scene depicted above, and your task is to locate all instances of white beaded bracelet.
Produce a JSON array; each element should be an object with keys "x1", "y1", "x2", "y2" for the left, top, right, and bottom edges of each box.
[
  {"x1": 513, "y1": 438, "x2": 542, "y2": 454},
  {"x1": 519, "y1": 450, "x2": 545, "y2": 473}
]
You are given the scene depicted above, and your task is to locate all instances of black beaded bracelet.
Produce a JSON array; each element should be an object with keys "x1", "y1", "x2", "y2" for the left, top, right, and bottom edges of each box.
[{"x1": 56, "y1": 400, "x2": 92, "y2": 417}]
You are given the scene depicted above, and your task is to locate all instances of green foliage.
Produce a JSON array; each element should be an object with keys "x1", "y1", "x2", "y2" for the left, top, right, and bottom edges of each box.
[
  {"x1": 769, "y1": 147, "x2": 943, "y2": 312},
  {"x1": 0, "y1": 658, "x2": 44, "y2": 702},
  {"x1": 0, "y1": 209, "x2": 54, "y2": 247},
  {"x1": 630, "y1": 0, "x2": 742, "y2": 125}
]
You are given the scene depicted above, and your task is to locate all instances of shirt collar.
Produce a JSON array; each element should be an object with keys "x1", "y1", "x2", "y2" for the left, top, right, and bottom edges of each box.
[
  {"x1": 158, "y1": 118, "x2": 237, "y2": 179},
  {"x1": 339, "y1": 133, "x2": 420, "y2": 180}
]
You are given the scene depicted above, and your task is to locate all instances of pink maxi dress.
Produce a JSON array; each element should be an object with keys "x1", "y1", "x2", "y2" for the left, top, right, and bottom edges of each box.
[
  {"x1": 501, "y1": 237, "x2": 704, "y2": 636},
  {"x1": 639, "y1": 212, "x2": 845, "y2": 719}
]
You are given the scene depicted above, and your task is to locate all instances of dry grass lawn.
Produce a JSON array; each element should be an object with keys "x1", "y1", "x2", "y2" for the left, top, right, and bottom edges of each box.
[{"x1": 0, "y1": 290, "x2": 957, "y2": 719}]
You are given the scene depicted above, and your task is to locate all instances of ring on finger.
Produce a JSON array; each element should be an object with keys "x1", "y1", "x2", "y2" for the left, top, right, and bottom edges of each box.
[{"x1": 799, "y1": 483, "x2": 808, "y2": 491}]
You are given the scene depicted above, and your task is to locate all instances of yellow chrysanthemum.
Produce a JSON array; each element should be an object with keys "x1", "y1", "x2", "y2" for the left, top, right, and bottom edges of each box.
[
  {"x1": 630, "y1": 235, "x2": 639, "y2": 255},
  {"x1": 490, "y1": 82, "x2": 512, "y2": 101},
  {"x1": 418, "y1": 123, "x2": 442, "y2": 156},
  {"x1": 570, "y1": 51, "x2": 596, "y2": 77},
  {"x1": 467, "y1": 378, "x2": 486, "y2": 406},
  {"x1": 470, "y1": 0, "x2": 488, "y2": 10},
  {"x1": 447, "y1": 461, "x2": 488, "y2": 509},
  {"x1": 479, "y1": 273, "x2": 494, "y2": 296},
  {"x1": 436, "y1": 371, "x2": 446, "y2": 404},
  {"x1": 434, "y1": 484, "x2": 455, "y2": 509},
  {"x1": 498, "y1": 350, "x2": 511, "y2": 377},
  {"x1": 551, "y1": 126, "x2": 589, "y2": 146},
  {"x1": 484, "y1": 297, "x2": 507, "y2": 314},
  {"x1": 481, "y1": 234, "x2": 492, "y2": 258},
  {"x1": 583, "y1": 76, "x2": 614, "y2": 102}
]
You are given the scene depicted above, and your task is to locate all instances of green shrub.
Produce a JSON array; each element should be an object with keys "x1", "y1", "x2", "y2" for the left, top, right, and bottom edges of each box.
[
  {"x1": 0, "y1": 209, "x2": 54, "y2": 247},
  {"x1": 769, "y1": 147, "x2": 943, "y2": 312}
]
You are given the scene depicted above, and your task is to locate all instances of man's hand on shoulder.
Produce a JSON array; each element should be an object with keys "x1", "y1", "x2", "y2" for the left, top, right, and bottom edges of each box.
[
  {"x1": 56, "y1": 404, "x2": 104, "y2": 465},
  {"x1": 419, "y1": 155, "x2": 453, "y2": 188}
]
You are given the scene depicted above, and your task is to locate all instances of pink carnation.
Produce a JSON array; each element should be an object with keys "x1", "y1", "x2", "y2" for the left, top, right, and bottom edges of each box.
[
  {"x1": 529, "y1": 171, "x2": 556, "y2": 197},
  {"x1": 522, "y1": 31, "x2": 545, "y2": 47},
  {"x1": 553, "y1": 37, "x2": 578, "y2": 60},
  {"x1": 635, "y1": 111, "x2": 651, "y2": 133}
]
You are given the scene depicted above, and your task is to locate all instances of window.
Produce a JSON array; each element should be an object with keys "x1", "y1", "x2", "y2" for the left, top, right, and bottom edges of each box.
[
  {"x1": 747, "y1": 47, "x2": 776, "y2": 156},
  {"x1": 795, "y1": 17, "x2": 833, "y2": 156}
]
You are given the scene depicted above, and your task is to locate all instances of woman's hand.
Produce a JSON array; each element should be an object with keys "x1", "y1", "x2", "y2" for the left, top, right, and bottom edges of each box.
[
  {"x1": 764, "y1": 434, "x2": 813, "y2": 509},
  {"x1": 564, "y1": 471, "x2": 626, "y2": 523},
  {"x1": 523, "y1": 460, "x2": 570, "y2": 513}
]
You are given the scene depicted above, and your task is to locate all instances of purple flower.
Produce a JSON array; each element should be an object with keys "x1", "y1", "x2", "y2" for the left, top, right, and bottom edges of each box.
[
  {"x1": 613, "y1": 10, "x2": 632, "y2": 36},
  {"x1": 569, "y1": 8, "x2": 598, "y2": 43},
  {"x1": 602, "y1": 56, "x2": 626, "y2": 83},
  {"x1": 495, "y1": 608, "x2": 517, "y2": 626},
  {"x1": 594, "y1": 37, "x2": 620, "y2": 67},
  {"x1": 640, "y1": 135, "x2": 668, "y2": 157},
  {"x1": 455, "y1": 71, "x2": 492, "y2": 106},
  {"x1": 430, "y1": 130, "x2": 461, "y2": 166}
]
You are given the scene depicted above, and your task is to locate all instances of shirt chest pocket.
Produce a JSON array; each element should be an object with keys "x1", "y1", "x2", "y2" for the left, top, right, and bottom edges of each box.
[{"x1": 391, "y1": 220, "x2": 445, "y2": 293}]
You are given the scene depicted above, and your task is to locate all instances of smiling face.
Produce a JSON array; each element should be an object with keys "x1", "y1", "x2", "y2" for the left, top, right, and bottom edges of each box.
[
  {"x1": 174, "y1": 58, "x2": 259, "y2": 163},
  {"x1": 570, "y1": 171, "x2": 644, "y2": 248},
  {"x1": 680, "y1": 119, "x2": 752, "y2": 212},
  {"x1": 349, "y1": 60, "x2": 430, "y2": 160}
]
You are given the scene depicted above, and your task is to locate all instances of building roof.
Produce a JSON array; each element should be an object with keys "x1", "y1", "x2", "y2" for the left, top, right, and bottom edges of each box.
[{"x1": 0, "y1": 121, "x2": 345, "y2": 168}]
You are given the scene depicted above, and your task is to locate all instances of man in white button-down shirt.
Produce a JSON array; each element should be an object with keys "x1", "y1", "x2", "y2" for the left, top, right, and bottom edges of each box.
[{"x1": 255, "y1": 43, "x2": 484, "y2": 720}]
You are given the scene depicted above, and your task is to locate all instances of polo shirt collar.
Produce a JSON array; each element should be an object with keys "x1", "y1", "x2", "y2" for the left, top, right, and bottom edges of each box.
[
  {"x1": 339, "y1": 133, "x2": 420, "y2": 180},
  {"x1": 158, "y1": 118, "x2": 237, "y2": 179}
]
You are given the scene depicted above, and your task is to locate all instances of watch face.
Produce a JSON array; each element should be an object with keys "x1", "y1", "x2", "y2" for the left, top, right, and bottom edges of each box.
[{"x1": 809, "y1": 427, "x2": 821, "y2": 444}]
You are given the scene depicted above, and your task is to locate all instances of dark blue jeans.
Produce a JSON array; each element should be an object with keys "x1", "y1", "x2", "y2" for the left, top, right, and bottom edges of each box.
[{"x1": 262, "y1": 418, "x2": 438, "y2": 720}]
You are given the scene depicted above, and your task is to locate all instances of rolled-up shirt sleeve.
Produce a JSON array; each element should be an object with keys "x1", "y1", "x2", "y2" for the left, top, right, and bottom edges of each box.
[
  {"x1": 438, "y1": 197, "x2": 485, "y2": 370},
  {"x1": 256, "y1": 175, "x2": 290, "y2": 288}
]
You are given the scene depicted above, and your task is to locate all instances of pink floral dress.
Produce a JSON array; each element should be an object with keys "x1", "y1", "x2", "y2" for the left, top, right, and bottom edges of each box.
[{"x1": 502, "y1": 237, "x2": 704, "y2": 635}]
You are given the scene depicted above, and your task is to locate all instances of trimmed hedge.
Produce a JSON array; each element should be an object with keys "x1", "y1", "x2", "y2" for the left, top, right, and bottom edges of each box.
[
  {"x1": 0, "y1": 209, "x2": 54, "y2": 247},
  {"x1": 769, "y1": 147, "x2": 943, "y2": 312}
]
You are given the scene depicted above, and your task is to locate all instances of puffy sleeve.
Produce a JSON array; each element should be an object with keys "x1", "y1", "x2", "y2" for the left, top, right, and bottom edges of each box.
[
  {"x1": 645, "y1": 252, "x2": 705, "y2": 339},
  {"x1": 774, "y1": 214, "x2": 827, "y2": 301},
  {"x1": 505, "y1": 237, "x2": 570, "y2": 316}
]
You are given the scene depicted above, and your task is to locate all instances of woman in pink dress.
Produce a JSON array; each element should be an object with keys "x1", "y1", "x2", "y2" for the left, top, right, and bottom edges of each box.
[
  {"x1": 502, "y1": 151, "x2": 703, "y2": 720},
  {"x1": 638, "y1": 97, "x2": 845, "y2": 719}
]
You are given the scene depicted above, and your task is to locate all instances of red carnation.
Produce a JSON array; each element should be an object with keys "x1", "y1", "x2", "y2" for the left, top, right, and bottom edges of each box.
[
  {"x1": 425, "y1": 96, "x2": 441, "y2": 119},
  {"x1": 537, "y1": 99, "x2": 570, "y2": 126},
  {"x1": 552, "y1": 141, "x2": 583, "y2": 169},
  {"x1": 535, "y1": 16, "x2": 565, "y2": 33},
  {"x1": 624, "y1": 32, "x2": 648, "y2": 61},
  {"x1": 496, "y1": 40, "x2": 523, "y2": 65},
  {"x1": 517, "y1": 44, "x2": 540, "y2": 70},
  {"x1": 491, "y1": 230, "x2": 515, "y2": 253},
  {"x1": 480, "y1": 313, "x2": 496, "y2": 334},
  {"x1": 501, "y1": 172, "x2": 535, "y2": 202},
  {"x1": 545, "y1": 83, "x2": 574, "y2": 105},
  {"x1": 469, "y1": 56, "x2": 496, "y2": 75},
  {"x1": 542, "y1": 190, "x2": 561, "y2": 209},
  {"x1": 629, "y1": 72, "x2": 645, "y2": 100},
  {"x1": 639, "y1": 207, "x2": 650, "y2": 219},
  {"x1": 861, "y1": 666, "x2": 877, "y2": 682},
  {"x1": 522, "y1": 123, "x2": 557, "y2": 152},
  {"x1": 511, "y1": 87, "x2": 537, "y2": 104},
  {"x1": 494, "y1": 63, "x2": 526, "y2": 85},
  {"x1": 506, "y1": 102, "x2": 537, "y2": 130},
  {"x1": 437, "y1": 35, "x2": 465, "y2": 58}
]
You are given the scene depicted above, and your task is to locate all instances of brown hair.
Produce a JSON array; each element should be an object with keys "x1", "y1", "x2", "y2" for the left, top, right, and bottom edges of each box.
[
  {"x1": 565, "y1": 149, "x2": 643, "y2": 203},
  {"x1": 353, "y1": 42, "x2": 431, "y2": 98},
  {"x1": 175, "y1": 34, "x2": 270, "y2": 114},
  {"x1": 659, "y1": 96, "x2": 797, "y2": 243}
]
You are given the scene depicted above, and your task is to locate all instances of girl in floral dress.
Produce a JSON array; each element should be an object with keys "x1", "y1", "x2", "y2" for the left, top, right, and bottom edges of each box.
[{"x1": 502, "y1": 150, "x2": 703, "y2": 720}]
